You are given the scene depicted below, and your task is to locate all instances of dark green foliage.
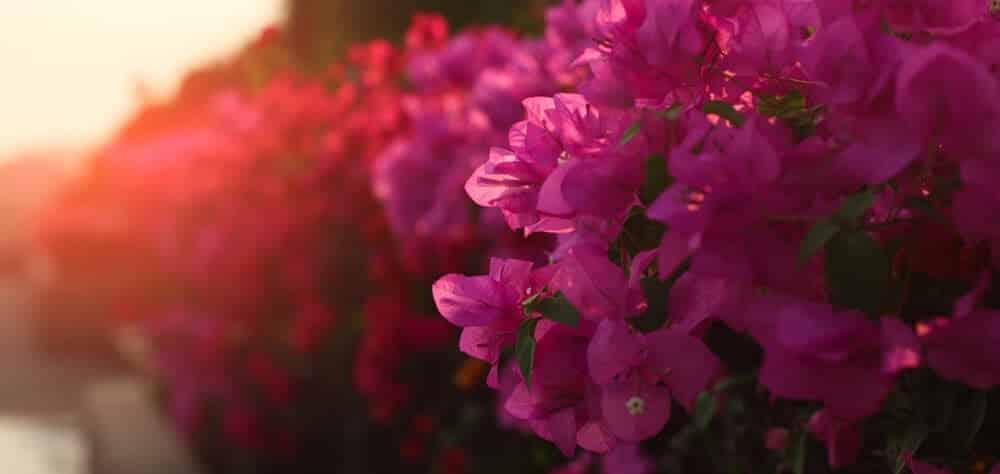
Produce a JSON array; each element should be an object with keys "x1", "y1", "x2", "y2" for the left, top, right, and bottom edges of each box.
[
  {"x1": 703, "y1": 100, "x2": 746, "y2": 127},
  {"x1": 523, "y1": 291, "x2": 581, "y2": 327},
  {"x1": 515, "y1": 318, "x2": 540, "y2": 388},
  {"x1": 824, "y1": 230, "x2": 897, "y2": 316},
  {"x1": 757, "y1": 90, "x2": 824, "y2": 140}
]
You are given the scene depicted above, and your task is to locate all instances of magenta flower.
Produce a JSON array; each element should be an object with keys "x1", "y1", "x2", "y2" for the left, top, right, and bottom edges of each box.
[
  {"x1": 472, "y1": 56, "x2": 556, "y2": 130},
  {"x1": 600, "y1": 443, "x2": 654, "y2": 474},
  {"x1": 801, "y1": 14, "x2": 898, "y2": 109},
  {"x1": 649, "y1": 112, "x2": 781, "y2": 234},
  {"x1": 468, "y1": 93, "x2": 642, "y2": 233},
  {"x1": 914, "y1": 273, "x2": 1000, "y2": 389},
  {"x1": 504, "y1": 320, "x2": 598, "y2": 456},
  {"x1": 757, "y1": 299, "x2": 918, "y2": 420},
  {"x1": 466, "y1": 146, "x2": 555, "y2": 230},
  {"x1": 799, "y1": 14, "x2": 925, "y2": 186},
  {"x1": 577, "y1": 0, "x2": 709, "y2": 105},
  {"x1": 587, "y1": 319, "x2": 722, "y2": 442},
  {"x1": 921, "y1": 310, "x2": 1000, "y2": 390},
  {"x1": 896, "y1": 43, "x2": 1000, "y2": 158},
  {"x1": 883, "y1": 0, "x2": 984, "y2": 34},
  {"x1": 954, "y1": 159, "x2": 1000, "y2": 254},
  {"x1": 549, "y1": 244, "x2": 639, "y2": 320},
  {"x1": 433, "y1": 258, "x2": 542, "y2": 367},
  {"x1": 721, "y1": 2, "x2": 795, "y2": 76}
]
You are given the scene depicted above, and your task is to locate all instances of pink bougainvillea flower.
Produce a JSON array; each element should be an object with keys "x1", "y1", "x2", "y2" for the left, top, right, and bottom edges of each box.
[
  {"x1": 757, "y1": 300, "x2": 917, "y2": 420},
  {"x1": 466, "y1": 147, "x2": 554, "y2": 230},
  {"x1": 953, "y1": 159, "x2": 1000, "y2": 262},
  {"x1": 921, "y1": 309, "x2": 1000, "y2": 389},
  {"x1": 896, "y1": 43, "x2": 1000, "y2": 158},
  {"x1": 560, "y1": 149, "x2": 643, "y2": 220},
  {"x1": 883, "y1": 0, "x2": 984, "y2": 35},
  {"x1": 549, "y1": 244, "x2": 637, "y2": 320},
  {"x1": 433, "y1": 258, "x2": 547, "y2": 368},
  {"x1": 468, "y1": 93, "x2": 640, "y2": 232},
  {"x1": 600, "y1": 443, "x2": 654, "y2": 474},
  {"x1": 576, "y1": 0, "x2": 709, "y2": 105},
  {"x1": 504, "y1": 320, "x2": 597, "y2": 456},
  {"x1": 881, "y1": 317, "x2": 923, "y2": 374},
  {"x1": 721, "y1": 1, "x2": 794, "y2": 75},
  {"x1": 587, "y1": 319, "x2": 722, "y2": 442},
  {"x1": 916, "y1": 273, "x2": 1000, "y2": 389},
  {"x1": 649, "y1": 112, "x2": 781, "y2": 237},
  {"x1": 433, "y1": 258, "x2": 532, "y2": 328}
]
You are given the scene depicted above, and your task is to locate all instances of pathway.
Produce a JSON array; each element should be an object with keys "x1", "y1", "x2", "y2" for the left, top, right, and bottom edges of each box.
[{"x1": 0, "y1": 277, "x2": 201, "y2": 474}]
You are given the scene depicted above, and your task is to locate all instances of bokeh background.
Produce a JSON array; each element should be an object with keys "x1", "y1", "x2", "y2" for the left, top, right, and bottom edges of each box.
[{"x1": 0, "y1": 2, "x2": 553, "y2": 474}]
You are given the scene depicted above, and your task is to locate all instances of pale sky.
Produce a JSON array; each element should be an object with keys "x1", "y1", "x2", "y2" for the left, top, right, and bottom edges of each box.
[{"x1": 0, "y1": 1, "x2": 282, "y2": 159}]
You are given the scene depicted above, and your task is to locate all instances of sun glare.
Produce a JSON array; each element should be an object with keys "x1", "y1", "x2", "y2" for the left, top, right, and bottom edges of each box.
[{"x1": 0, "y1": 0, "x2": 282, "y2": 159}]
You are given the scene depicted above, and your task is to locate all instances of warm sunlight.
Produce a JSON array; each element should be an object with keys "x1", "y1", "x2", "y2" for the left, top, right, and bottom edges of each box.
[{"x1": 0, "y1": 1, "x2": 281, "y2": 159}]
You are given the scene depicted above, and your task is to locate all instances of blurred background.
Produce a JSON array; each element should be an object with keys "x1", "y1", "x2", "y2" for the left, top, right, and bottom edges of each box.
[{"x1": 0, "y1": 1, "x2": 553, "y2": 474}]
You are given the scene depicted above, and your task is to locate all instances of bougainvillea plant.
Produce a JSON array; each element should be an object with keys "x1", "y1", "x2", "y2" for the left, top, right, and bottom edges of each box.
[
  {"x1": 435, "y1": 0, "x2": 1000, "y2": 473},
  {"x1": 36, "y1": 1, "x2": 1000, "y2": 473}
]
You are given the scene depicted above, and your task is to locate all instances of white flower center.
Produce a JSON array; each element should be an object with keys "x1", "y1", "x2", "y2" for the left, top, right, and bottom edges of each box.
[{"x1": 625, "y1": 396, "x2": 645, "y2": 416}]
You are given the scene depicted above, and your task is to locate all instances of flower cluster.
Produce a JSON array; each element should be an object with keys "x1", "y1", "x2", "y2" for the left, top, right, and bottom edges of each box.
[
  {"x1": 34, "y1": 1, "x2": 1000, "y2": 473},
  {"x1": 36, "y1": 31, "x2": 415, "y2": 470},
  {"x1": 35, "y1": 14, "x2": 577, "y2": 474},
  {"x1": 436, "y1": 0, "x2": 1000, "y2": 472}
]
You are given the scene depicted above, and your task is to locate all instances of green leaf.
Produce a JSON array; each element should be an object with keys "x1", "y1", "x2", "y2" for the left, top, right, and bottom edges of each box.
[
  {"x1": 623, "y1": 104, "x2": 682, "y2": 152},
  {"x1": 621, "y1": 121, "x2": 642, "y2": 146},
  {"x1": 784, "y1": 91, "x2": 807, "y2": 111},
  {"x1": 790, "y1": 430, "x2": 808, "y2": 474},
  {"x1": 758, "y1": 91, "x2": 806, "y2": 117},
  {"x1": 520, "y1": 290, "x2": 544, "y2": 308},
  {"x1": 889, "y1": 425, "x2": 929, "y2": 474},
  {"x1": 693, "y1": 392, "x2": 716, "y2": 431},
  {"x1": 629, "y1": 276, "x2": 670, "y2": 333},
  {"x1": 522, "y1": 291, "x2": 581, "y2": 327},
  {"x1": 824, "y1": 230, "x2": 894, "y2": 315},
  {"x1": 657, "y1": 103, "x2": 684, "y2": 121},
  {"x1": 608, "y1": 207, "x2": 666, "y2": 264},
  {"x1": 703, "y1": 100, "x2": 746, "y2": 127},
  {"x1": 640, "y1": 153, "x2": 670, "y2": 205},
  {"x1": 926, "y1": 384, "x2": 959, "y2": 432},
  {"x1": 834, "y1": 189, "x2": 876, "y2": 224},
  {"x1": 799, "y1": 218, "x2": 840, "y2": 263},
  {"x1": 727, "y1": 397, "x2": 746, "y2": 416},
  {"x1": 757, "y1": 91, "x2": 823, "y2": 140},
  {"x1": 515, "y1": 319, "x2": 540, "y2": 388}
]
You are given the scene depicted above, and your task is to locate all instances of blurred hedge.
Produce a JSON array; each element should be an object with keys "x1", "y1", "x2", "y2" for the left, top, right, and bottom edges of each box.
[{"x1": 286, "y1": 0, "x2": 553, "y2": 67}]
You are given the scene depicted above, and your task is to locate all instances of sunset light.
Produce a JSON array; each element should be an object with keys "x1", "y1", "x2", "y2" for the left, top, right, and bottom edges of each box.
[
  {"x1": 0, "y1": 2, "x2": 996, "y2": 474},
  {"x1": 0, "y1": 1, "x2": 281, "y2": 159}
]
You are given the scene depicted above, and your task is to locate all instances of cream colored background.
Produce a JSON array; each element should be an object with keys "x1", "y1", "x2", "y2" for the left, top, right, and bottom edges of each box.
[{"x1": 0, "y1": 1, "x2": 282, "y2": 160}]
